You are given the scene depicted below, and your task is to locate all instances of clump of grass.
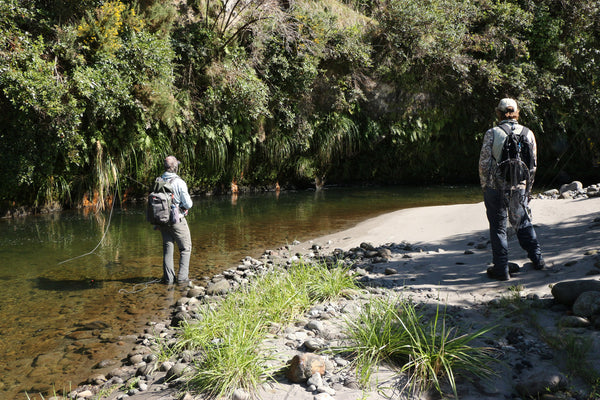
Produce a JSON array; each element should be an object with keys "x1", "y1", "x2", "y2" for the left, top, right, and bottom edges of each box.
[
  {"x1": 295, "y1": 259, "x2": 359, "y2": 302},
  {"x1": 184, "y1": 318, "x2": 273, "y2": 398},
  {"x1": 26, "y1": 383, "x2": 73, "y2": 400},
  {"x1": 398, "y1": 302, "x2": 496, "y2": 398},
  {"x1": 336, "y1": 296, "x2": 410, "y2": 385},
  {"x1": 339, "y1": 296, "x2": 497, "y2": 399},
  {"x1": 149, "y1": 329, "x2": 178, "y2": 362},
  {"x1": 545, "y1": 331, "x2": 600, "y2": 386},
  {"x1": 174, "y1": 260, "x2": 359, "y2": 398},
  {"x1": 499, "y1": 284, "x2": 525, "y2": 306}
]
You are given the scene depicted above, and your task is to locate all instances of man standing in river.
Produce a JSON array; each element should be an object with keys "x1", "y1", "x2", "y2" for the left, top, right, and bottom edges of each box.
[
  {"x1": 478, "y1": 98, "x2": 546, "y2": 281},
  {"x1": 157, "y1": 155, "x2": 193, "y2": 284}
]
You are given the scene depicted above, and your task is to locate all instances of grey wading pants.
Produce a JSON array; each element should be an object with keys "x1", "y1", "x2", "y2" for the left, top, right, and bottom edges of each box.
[
  {"x1": 159, "y1": 218, "x2": 192, "y2": 284},
  {"x1": 484, "y1": 187, "x2": 542, "y2": 273}
]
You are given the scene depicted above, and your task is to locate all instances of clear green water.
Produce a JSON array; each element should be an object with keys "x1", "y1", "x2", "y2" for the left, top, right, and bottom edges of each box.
[{"x1": 0, "y1": 185, "x2": 481, "y2": 398}]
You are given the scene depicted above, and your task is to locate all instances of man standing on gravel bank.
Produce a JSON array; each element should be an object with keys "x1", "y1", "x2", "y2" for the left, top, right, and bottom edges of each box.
[
  {"x1": 479, "y1": 98, "x2": 546, "y2": 281},
  {"x1": 157, "y1": 155, "x2": 193, "y2": 284}
]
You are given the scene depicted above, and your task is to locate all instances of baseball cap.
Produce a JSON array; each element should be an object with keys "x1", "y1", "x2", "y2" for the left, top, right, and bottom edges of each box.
[{"x1": 497, "y1": 98, "x2": 518, "y2": 112}]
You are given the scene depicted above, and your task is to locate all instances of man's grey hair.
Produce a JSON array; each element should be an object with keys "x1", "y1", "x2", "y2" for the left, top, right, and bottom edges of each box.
[{"x1": 164, "y1": 155, "x2": 180, "y2": 173}]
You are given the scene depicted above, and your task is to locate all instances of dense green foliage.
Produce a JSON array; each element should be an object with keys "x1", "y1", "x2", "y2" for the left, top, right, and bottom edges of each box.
[{"x1": 1, "y1": 0, "x2": 599, "y2": 210}]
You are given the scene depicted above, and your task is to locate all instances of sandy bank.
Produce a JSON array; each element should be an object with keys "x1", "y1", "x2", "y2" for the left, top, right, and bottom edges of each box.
[{"x1": 295, "y1": 197, "x2": 600, "y2": 305}]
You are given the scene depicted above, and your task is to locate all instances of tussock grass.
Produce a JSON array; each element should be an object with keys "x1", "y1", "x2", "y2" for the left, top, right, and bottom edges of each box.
[
  {"x1": 545, "y1": 331, "x2": 600, "y2": 386},
  {"x1": 338, "y1": 296, "x2": 410, "y2": 385},
  {"x1": 175, "y1": 260, "x2": 359, "y2": 398},
  {"x1": 340, "y1": 296, "x2": 497, "y2": 399}
]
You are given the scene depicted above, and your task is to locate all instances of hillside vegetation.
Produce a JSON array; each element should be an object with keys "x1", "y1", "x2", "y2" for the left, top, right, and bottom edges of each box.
[{"x1": 1, "y1": 0, "x2": 598, "y2": 210}]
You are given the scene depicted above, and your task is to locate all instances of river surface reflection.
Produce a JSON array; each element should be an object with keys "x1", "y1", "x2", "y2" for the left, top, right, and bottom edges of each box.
[{"x1": 0, "y1": 185, "x2": 481, "y2": 398}]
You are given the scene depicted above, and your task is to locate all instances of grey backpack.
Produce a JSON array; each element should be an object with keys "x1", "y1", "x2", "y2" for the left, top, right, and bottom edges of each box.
[{"x1": 146, "y1": 177, "x2": 175, "y2": 225}]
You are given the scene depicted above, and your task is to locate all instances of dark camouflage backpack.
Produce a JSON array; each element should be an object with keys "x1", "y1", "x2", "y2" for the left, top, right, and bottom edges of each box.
[{"x1": 495, "y1": 124, "x2": 535, "y2": 190}]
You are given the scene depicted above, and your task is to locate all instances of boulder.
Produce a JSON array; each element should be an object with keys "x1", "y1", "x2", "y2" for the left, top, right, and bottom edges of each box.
[
  {"x1": 572, "y1": 291, "x2": 600, "y2": 318},
  {"x1": 551, "y1": 279, "x2": 600, "y2": 306},
  {"x1": 559, "y1": 181, "x2": 583, "y2": 194}
]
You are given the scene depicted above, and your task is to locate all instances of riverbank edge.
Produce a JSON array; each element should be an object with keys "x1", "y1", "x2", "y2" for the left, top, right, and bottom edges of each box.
[
  {"x1": 1, "y1": 181, "x2": 344, "y2": 219},
  {"x1": 59, "y1": 182, "x2": 600, "y2": 399}
]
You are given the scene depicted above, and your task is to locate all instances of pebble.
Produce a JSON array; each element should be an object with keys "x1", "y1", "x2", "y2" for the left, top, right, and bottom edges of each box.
[
  {"x1": 559, "y1": 315, "x2": 590, "y2": 328},
  {"x1": 232, "y1": 388, "x2": 251, "y2": 400}
]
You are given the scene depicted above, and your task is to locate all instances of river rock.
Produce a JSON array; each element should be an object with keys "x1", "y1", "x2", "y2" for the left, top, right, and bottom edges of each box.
[
  {"x1": 304, "y1": 338, "x2": 326, "y2": 351},
  {"x1": 107, "y1": 365, "x2": 136, "y2": 380},
  {"x1": 286, "y1": 354, "x2": 326, "y2": 383},
  {"x1": 559, "y1": 315, "x2": 590, "y2": 328},
  {"x1": 572, "y1": 291, "x2": 600, "y2": 318},
  {"x1": 232, "y1": 388, "x2": 251, "y2": 400},
  {"x1": 305, "y1": 320, "x2": 325, "y2": 333},
  {"x1": 551, "y1": 279, "x2": 600, "y2": 306},
  {"x1": 515, "y1": 372, "x2": 567, "y2": 397},
  {"x1": 66, "y1": 330, "x2": 94, "y2": 340},
  {"x1": 32, "y1": 351, "x2": 63, "y2": 368},
  {"x1": 588, "y1": 186, "x2": 600, "y2": 197},
  {"x1": 206, "y1": 279, "x2": 231, "y2": 295},
  {"x1": 171, "y1": 311, "x2": 189, "y2": 327},
  {"x1": 560, "y1": 191, "x2": 574, "y2": 199},
  {"x1": 378, "y1": 248, "x2": 392, "y2": 259},
  {"x1": 307, "y1": 372, "x2": 323, "y2": 388},
  {"x1": 128, "y1": 354, "x2": 144, "y2": 365},
  {"x1": 94, "y1": 359, "x2": 117, "y2": 369},
  {"x1": 75, "y1": 389, "x2": 94, "y2": 398},
  {"x1": 187, "y1": 287, "x2": 205, "y2": 298},
  {"x1": 165, "y1": 362, "x2": 191, "y2": 381},
  {"x1": 136, "y1": 362, "x2": 155, "y2": 377},
  {"x1": 360, "y1": 242, "x2": 375, "y2": 251},
  {"x1": 87, "y1": 374, "x2": 107, "y2": 385},
  {"x1": 559, "y1": 181, "x2": 583, "y2": 194}
]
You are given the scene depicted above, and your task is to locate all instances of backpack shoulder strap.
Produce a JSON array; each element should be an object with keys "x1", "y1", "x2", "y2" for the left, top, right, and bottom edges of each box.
[
  {"x1": 491, "y1": 125, "x2": 509, "y2": 161},
  {"x1": 153, "y1": 177, "x2": 171, "y2": 192},
  {"x1": 498, "y1": 123, "x2": 512, "y2": 136}
]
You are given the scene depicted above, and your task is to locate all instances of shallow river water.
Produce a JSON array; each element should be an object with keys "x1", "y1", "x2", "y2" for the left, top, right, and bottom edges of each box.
[{"x1": 0, "y1": 185, "x2": 481, "y2": 398}]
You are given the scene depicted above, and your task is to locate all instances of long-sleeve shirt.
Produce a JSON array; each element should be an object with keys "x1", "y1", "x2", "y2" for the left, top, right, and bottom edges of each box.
[
  {"x1": 160, "y1": 172, "x2": 193, "y2": 210},
  {"x1": 478, "y1": 119, "x2": 538, "y2": 190}
]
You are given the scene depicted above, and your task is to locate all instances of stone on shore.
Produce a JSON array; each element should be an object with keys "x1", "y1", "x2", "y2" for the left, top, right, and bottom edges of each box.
[
  {"x1": 559, "y1": 181, "x2": 583, "y2": 195},
  {"x1": 515, "y1": 372, "x2": 568, "y2": 398},
  {"x1": 551, "y1": 279, "x2": 600, "y2": 306},
  {"x1": 206, "y1": 278, "x2": 232, "y2": 295},
  {"x1": 286, "y1": 353, "x2": 326, "y2": 383},
  {"x1": 572, "y1": 291, "x2": 600, "y2": 318}
]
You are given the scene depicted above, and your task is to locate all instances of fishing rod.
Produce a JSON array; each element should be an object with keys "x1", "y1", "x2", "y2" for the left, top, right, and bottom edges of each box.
[
  {"x1": 57, "y1": 185, "x2": 119, "y2": 265},
  {"x1": 56, "y1": 175, "x2": 164, "y2": 293}
]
